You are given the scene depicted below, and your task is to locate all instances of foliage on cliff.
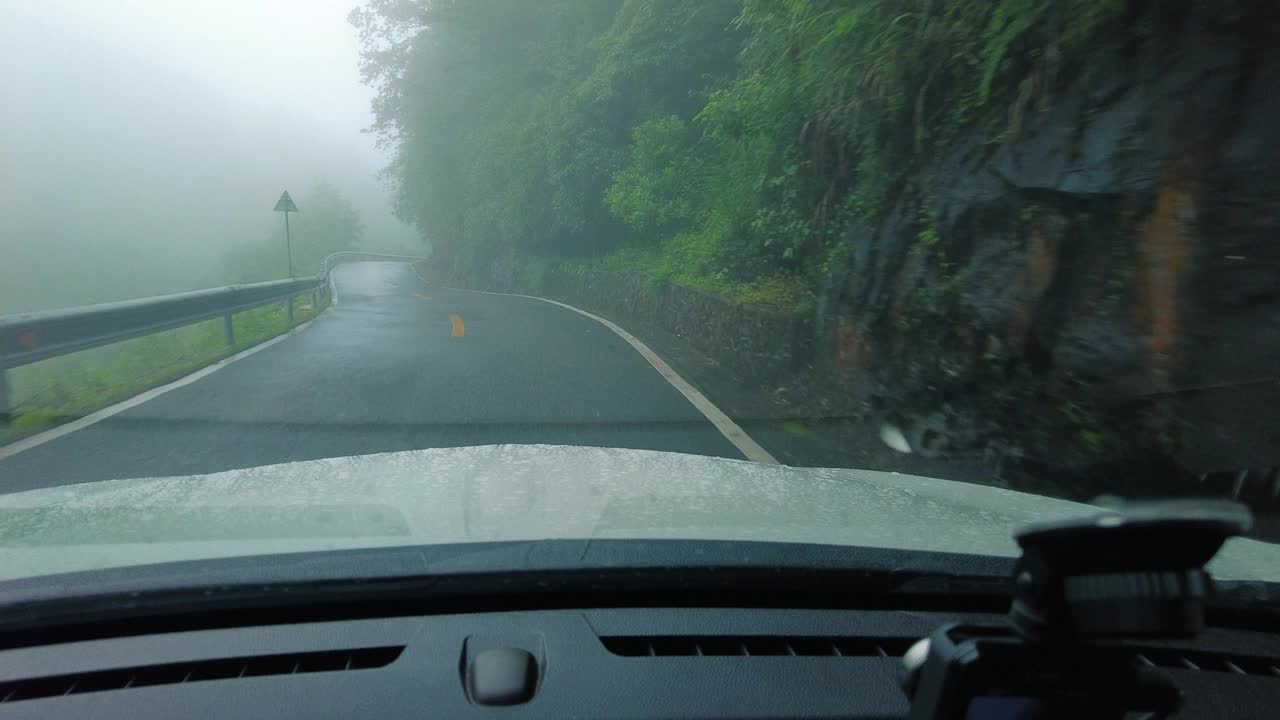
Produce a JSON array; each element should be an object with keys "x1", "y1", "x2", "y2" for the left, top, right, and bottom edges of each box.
[{"x1": 352, "y1": 0, "x2": 1144, "y2": 305}]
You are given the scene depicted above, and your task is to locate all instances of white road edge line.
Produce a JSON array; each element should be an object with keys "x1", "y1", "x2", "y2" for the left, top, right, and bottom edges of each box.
[
  {"x1": 0, "y1": 309, "x2": 331, "y2": 461},
  {"x1": 411, "y1": 264, "x2": 780, "y2": 465}
]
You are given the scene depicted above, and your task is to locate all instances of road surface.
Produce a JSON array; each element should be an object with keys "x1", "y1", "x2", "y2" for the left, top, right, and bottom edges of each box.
[{"x1": 0, "y1": 262, "x2": 746, "y2": 492}]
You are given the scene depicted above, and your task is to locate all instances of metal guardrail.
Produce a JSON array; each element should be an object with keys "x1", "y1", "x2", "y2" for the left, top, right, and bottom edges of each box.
[
  {"x1": 318, "y1": 251, "x2": 431, "y2": 277},
  {"x1": 0, "y1": 251, "x2": 429, "y2": 420},
  {"x1": 0, "y1": 277, "x2": 323, "y2": 369}
]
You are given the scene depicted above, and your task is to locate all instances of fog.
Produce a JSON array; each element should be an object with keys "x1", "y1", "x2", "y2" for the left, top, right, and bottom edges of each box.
[{"x1": 0, "y1": 0, "x2": 421, "y2": 313}]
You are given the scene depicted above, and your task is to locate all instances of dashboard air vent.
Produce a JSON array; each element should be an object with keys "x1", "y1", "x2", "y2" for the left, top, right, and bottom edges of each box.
[
  {"x1": 600, "y1": 636, "x2": 1280, "y2": 679},
  {"x1": 1132, "y1": 648, "x2": 1280, "y2": 679},
  {"x1": 600, "y1": 635, "x2": 917, "y2": 658},
  {"x1": 0, "y1": 646, "x2": 403, "y2": 703}
]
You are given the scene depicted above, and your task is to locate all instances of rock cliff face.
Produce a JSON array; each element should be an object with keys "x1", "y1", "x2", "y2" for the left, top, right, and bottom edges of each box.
[
  {"x1": 451, "y1": 10, "x2": 1278, "y2": 502},
  {"x1": 821, "y1": 18, "x2": 1279, "y2": 490}
]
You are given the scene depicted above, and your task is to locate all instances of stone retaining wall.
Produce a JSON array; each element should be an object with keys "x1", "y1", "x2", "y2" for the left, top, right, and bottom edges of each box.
[{"x1": 525, "y1": 267, "x2": 812, "y2": 386}]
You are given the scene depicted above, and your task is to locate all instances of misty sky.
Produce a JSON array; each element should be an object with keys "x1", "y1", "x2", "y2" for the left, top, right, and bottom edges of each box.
[{"x1": 0, "y1": 0, "x2": 420, "y2": 312}]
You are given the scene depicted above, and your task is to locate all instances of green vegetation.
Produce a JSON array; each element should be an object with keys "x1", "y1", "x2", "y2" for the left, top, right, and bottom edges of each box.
[
  {"x1": 547, "y1": 248, "x2": 814, "y2": 311},
  {"x1": 220, "y1": 182, "x2": 367, "y2": 284},
  {"x1": 1, "y1": 179, "x2": 372, "y2": 444},
  {"x1": 352, "y1": 0, "x2": 1130, "y2": 312},
  {"x1": 780, "y1": 419, "x2": 816, "y2": 438},
  {"x1": 3, "y1": 291, "x2": 330, "y2": 443}
]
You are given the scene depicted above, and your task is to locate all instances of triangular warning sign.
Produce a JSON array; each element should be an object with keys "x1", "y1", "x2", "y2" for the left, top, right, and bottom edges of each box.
[{"x1": 273, "y1": 190, "x2": 299, "y2": 213}]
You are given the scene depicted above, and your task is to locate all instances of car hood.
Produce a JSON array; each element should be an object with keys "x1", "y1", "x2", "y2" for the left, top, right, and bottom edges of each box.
[{"x1": 1, "y1": 444, "x2": 1276, "y2": 582}]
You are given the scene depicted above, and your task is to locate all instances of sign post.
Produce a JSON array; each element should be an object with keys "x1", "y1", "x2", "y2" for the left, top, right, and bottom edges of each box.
[{"x1": 273, "y1": 190, "x2": 299, "y2": 278}]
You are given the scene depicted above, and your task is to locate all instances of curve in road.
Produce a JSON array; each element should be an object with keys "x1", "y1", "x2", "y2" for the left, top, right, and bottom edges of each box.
[{"x1": 0, "y1": 262, "x2": 763, "y2": 493}]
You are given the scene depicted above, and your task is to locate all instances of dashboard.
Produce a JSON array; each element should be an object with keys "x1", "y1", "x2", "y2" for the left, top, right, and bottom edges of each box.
[{"x1": 2, "y1": 605, "x2": 1278, "y2": 719}]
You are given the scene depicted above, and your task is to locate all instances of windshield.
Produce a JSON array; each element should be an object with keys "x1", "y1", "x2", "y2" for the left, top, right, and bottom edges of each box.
[{"x1": 0, "y1": 1, "x2": 1276, "y2": 585}]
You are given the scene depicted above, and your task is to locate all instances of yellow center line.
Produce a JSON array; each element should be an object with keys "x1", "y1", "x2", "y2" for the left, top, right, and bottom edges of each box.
[
  {"x1": 415, "y1": 293, "x2": 432, "y2": 300},
  {"x1": 447, "y1": 287, "x2": 778, "y2": 464},
  {"x1": 450, "y1": 313, "x2": 465, "y2": 337}
]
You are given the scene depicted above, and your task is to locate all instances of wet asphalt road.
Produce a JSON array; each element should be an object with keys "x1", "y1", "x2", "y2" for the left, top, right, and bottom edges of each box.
[{"x1": 0, "y1": 262, "x2": 743, "y2": 492}]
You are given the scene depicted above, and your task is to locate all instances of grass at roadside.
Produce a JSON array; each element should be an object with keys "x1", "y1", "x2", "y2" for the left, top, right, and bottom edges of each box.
[
  {"x1": 1, "y1": 290, "x2": 330, "y2": 445},
  {"x1": 523, "y1": 239, "x2": 814, "y2": 314}
]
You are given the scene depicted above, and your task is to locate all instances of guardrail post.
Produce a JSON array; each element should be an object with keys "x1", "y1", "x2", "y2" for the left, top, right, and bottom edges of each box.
[
  {"x1": 0, "y1": 368, "x2": 11, "y2": 427},
  {"x1": 311, "y1": 290, "x2": 318, "y2": 308},
  {"x1": 222, "y1": 313, "x2": 235, "y2": 346},
  {"x1": 286, "y1": 296, "x2": 294, "y2": 325}
]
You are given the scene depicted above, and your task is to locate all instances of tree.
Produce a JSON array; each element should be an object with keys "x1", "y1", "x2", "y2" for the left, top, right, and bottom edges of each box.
[
  {"x1": 286, "y1": 183, "x2": 365, "y2": 274},
  {"x1": 221, "y1": 182, "x2": 364, "y2": 283},
  {"x1": 351, "y1": 0, "x2": 739, "y2": 275}
]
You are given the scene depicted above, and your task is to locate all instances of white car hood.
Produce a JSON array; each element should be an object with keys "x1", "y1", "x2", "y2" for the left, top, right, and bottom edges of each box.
[{"x1": 1, "y1": 444, "x2": 1276, "y2": 582}]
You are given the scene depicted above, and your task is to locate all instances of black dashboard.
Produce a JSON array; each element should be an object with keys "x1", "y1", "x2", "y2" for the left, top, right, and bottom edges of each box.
[
  {"x1": 0, "y1": 539, "x2": 1277, "y2": 719},
  {"x1": 2, "y1": 605, "x2": 1278, "y2": 719}
]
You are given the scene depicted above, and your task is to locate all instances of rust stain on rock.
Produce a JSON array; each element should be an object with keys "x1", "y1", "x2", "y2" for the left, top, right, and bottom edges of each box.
[
  {"x1": 834, "y1": 320, "x2": 870, "y2": 373},
  {"x1": 1026, "y1": 220, "x2": 1061, "y2": 295},
  {"x1": 1007, "y1": 213, "x2": 1065, "y2": 353},
  {"x1": 1136, "y1": 183, "x2": 1195, "y2": 358}
]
